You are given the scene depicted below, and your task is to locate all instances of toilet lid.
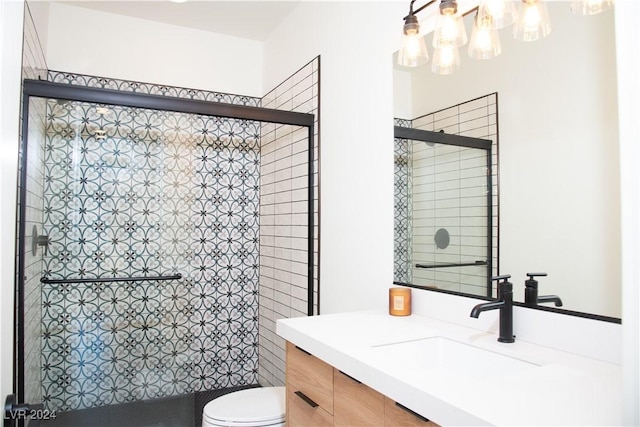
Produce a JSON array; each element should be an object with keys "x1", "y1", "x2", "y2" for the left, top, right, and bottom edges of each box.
[{"x1": 203, "y1": 387, "x2": 286, "y2": 425}]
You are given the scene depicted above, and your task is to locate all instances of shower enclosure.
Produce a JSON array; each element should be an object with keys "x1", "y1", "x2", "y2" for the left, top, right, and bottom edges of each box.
[
  {"x1": 393, "y1": 125, "x2": 494, "y2": 297},
  {"x1": 12, "y1": 76, "x2": 316, "y2": 423}
]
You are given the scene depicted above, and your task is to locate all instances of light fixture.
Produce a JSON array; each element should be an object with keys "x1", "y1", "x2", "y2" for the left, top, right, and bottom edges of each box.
[
  {"x1": 570, "y1": 0, "x2": 613, "y2": 16},
  {"x1": 468, "y1": 13, "x2": 502, "y2": 60},
  {"x1": 431, "y1": 46, "x2": 461, "y2": 75},
  {"x1": 397, "y1": 0, "x2": 607, "y2": 74},
  {"x1": 398, "y1": 1, "x2": 429, "y2": 67},
  {"x1": 477, "y1": 0, "x2": 518, "y2": 29},
  {"x1": 513, "y1": 0, "x2": 551, "y2": 42},
  {"x1": 433, "y1": 0, "x2": 468, "y2": 48}
]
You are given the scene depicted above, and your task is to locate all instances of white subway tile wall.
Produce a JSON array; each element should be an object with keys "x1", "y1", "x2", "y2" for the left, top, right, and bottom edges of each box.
[{"x1": 258, "y1": 58, "x2": 319, "y2": 386}]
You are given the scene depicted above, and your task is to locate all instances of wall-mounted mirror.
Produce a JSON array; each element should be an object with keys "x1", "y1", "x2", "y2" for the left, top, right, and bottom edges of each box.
[{"x1": 393, "y1": 2, "x2": 620, "y2": 320}]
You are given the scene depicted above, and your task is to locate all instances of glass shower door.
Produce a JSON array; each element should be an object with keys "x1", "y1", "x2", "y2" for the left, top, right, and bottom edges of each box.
[
  {"x1": 15, "y1": 76, "x2": 316, "y2": 426},
  {"x1": 18, "y1": 95, "x2": 263, "y2": 415},
  {"x1": 14, "y1": 95, "x2": 50, "y2": 425},
  {"x1": 409, "y1": 138, "x2": 492, "y2": 296}
]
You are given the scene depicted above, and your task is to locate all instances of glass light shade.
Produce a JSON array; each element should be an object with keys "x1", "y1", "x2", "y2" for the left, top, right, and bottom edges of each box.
[
  {"x1": 398, "y1": 28, "x2": 429, "y2": 67},
  {"x1": 431, "y1": 46, "x2": 461, "y2": 75},
  {"x1": 468, "y1": 15, "x2": 502, "y2": 59},
  {"x1": 570, "y1": 0, "x2": 613, "y2": 15},
  {"x1": 433, "y1": 9, "x2": 468, "y2": 48},
  {"x1": 478, "y1": 0, "x2": 518, "y2": 29},
  {"x1": 513, "y1": 0, "x2": 551, "y2": 42}
]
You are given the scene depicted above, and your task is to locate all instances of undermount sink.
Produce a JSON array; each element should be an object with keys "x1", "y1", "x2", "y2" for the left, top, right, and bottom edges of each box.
[{"x1": 372, "y1": 337, "x2": 540, "y2": 380}]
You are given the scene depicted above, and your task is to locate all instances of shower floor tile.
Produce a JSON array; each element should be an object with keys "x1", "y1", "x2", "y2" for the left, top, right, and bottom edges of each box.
[{"x1": 38, "y1": 385, "x2": 259, "y2": 427}]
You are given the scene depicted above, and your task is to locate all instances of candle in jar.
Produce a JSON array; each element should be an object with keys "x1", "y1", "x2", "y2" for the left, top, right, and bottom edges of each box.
[{"x1": 388, "y1": 287, "x2": 411, "y2": 316}]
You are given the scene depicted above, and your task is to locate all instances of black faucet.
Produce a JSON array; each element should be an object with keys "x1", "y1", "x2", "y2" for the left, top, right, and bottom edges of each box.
[
  {"x1": 524, "y1": 273, "x2": 563, "y2": 307},
  {"x1": 470, "y1": 275, "x2": 515, "y2": 343}
]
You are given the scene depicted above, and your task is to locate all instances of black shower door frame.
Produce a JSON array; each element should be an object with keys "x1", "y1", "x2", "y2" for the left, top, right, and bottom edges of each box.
[{"x1": 14, "y1": 79, "x2": 316, "y2": 409}]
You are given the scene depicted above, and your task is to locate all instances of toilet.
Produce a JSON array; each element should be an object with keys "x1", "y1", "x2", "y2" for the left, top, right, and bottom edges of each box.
[{"x1": 202, "y1": 386, "x2": 286, "y2": 427}]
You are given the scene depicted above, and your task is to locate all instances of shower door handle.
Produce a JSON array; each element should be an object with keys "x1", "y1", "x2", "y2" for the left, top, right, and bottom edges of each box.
[{"x1": 4, "y1": 394, "x2": 44, "y2": 427}]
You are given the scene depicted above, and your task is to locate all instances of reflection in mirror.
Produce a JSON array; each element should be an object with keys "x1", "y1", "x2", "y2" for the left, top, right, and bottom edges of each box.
[
  {"x1": 394, "y1": 118, "x2": 496, "y2": 298},
  {"x1": 393, "y1": 2, "x2": 620, "y2": 319}
]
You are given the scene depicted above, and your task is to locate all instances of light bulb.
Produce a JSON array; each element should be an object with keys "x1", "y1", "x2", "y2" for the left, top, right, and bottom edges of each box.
[
  {"x1": 525, "y1": 4, "x2": 540, "y2": 26},
  {"x1": 406, "y1": 31, "x2": 421, "y2": 57},
  {"x1": 398, "y1": 15, "x2": 429, "y2": 67},
  {"x1": 441, "y1": 15, "x2": 458, "y2": 41},
  {"x1": 469, "y1": 15, "x2": 502, "y2": 59},
  {"x1": 433, "y1": 0, "x2": 468, "y2": 48},
  {"x1": 431, "y1": 46, "x2": 461, "y2": 75},
  {"x1": 513, "y1": 0, "x2": 551, "y2": 42},
  {"x1": 478, "y1": 0, "x2": 518, "y2": 29}
]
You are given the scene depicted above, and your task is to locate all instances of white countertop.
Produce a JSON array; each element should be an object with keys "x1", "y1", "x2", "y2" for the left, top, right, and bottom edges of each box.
[{"x1": 276, "y1": 310, "x2": 622, "y2": 426}]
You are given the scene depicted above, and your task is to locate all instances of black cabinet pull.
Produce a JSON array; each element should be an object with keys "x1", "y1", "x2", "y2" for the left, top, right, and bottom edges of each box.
[
  {"x1": 295, "y1": 346, "x2": 312, "y2": 356},
  {"x1": 395, "y1": 402, "x2": 430, "y2": 423},
  {"x1": 338, "y1": 370, "x2": 361, "y2": 384},
  {"x1": 295, "y1": 391, "x2": 319, "y2": 408}
]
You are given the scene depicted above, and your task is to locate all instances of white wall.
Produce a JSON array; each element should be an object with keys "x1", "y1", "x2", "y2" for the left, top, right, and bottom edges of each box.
[
  {"x1": 263, "y1": 1, "x2": 406, "y2": 314},
  {"x1": 403, "y1": 3, "x2": 620, "y2": 318},
  {"x1": 616, "y1": 2, "x2": 640, "y2": 424},
  {"x1": 46, "y1": 2, "x2": 264, "y2": 97},
  {"x1": 0, "y1": 0, "x2": 26, "y2": 404},
  {"x1": 26, "y1": 0, "x2": 48, "y2": 55},
  {"x1": 393, "y1": 67, "x2": 412, "y2": 119}
]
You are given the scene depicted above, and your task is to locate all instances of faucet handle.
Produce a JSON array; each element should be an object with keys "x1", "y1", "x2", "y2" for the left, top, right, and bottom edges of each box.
[
  {"x1": 491, "y1": 275, "x2": 513, "y2": 297},
  {"x1": 525, "y1": 272, "x2": 547, "y2": 289}
]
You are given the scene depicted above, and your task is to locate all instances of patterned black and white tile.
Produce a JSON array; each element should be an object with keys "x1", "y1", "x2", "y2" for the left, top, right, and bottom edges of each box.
[
  {"x1": 394, "y1": 118, "x2": 411, "y2": 283},
  {"x1": 48, "y1": 71, "x2": 260, "y2": 107},
  {"x1": 40, "y1": 95, "x2": 261, "y2": 411}
]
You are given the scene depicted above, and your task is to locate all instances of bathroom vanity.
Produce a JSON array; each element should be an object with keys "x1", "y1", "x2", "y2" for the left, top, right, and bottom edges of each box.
[
  {"x1": 286, "y1": 341, "x2": 436, "y2": 426},
  {"x1": 277, "y1": 310, "x2": 622, "y2": 426}
]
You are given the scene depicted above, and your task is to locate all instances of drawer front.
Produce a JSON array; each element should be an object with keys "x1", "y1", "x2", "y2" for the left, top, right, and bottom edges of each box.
[
  {"x1": 287, "y1": 388, "x2": 334, "y2": 427},
  {"x1": 286, "y1": 341, "x2": 334, "y2": 413},
  {"x1": 384, "y1": 397, "x2": 439, "y2": 427},
  {"x1": 334, "y1": 369, "x2": 384, "y2": 427}
]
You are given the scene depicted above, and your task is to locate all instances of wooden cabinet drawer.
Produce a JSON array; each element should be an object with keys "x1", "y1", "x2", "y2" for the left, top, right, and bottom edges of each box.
[
  {"x1": 287, "y1": 387, "x2": 334, "y2": 427},
  {"x1": 285, "y1": 340, "x2": 439, "y2": 427},
  {"x1": 384, "y1": 397, "x2": 439, "y2": 427},
  {"x1": 334, "y1": 369, "x2": 384, "y2": 426},
  {"x1": 286, "y1": 341, "x2": 334, "y2": 414}
]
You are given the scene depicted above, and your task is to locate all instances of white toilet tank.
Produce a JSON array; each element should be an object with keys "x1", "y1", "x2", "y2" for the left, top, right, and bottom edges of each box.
[{"x1": 202, "y1": 386, "x2": 286, "y2": 427}]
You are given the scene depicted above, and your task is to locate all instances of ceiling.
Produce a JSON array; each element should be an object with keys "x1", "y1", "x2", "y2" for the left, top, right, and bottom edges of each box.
[{"x1": 55, "y1": 1, "x2": 301, "y2": 41}]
